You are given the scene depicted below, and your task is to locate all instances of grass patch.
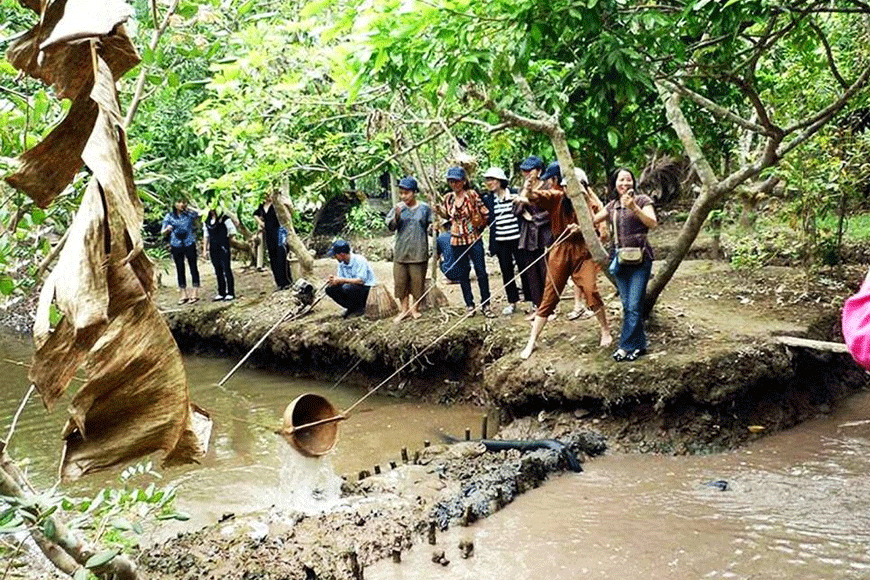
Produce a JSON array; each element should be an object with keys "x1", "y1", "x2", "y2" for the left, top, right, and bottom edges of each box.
[{"x1": 818, "y1": 213, "x2": 870, "y2": 241}]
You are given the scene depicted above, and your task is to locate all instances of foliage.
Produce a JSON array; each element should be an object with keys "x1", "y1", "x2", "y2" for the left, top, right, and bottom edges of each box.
[
  {"x1": 0, "y1": 461, "x2": 188, "y2": 572},
  {"x1": 344, "y1": 202, "x2": 385, "y2": 238}
]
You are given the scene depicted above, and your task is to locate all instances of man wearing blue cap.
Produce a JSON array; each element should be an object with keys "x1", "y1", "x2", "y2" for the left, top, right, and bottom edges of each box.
[{"x1": 325, "y1": 239, "x2": 377, "y2": 318}]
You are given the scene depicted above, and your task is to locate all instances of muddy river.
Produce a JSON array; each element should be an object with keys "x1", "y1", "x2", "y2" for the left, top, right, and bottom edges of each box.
[{"x1": 4, "y1": 332, "x2": 870, "y2": 579}]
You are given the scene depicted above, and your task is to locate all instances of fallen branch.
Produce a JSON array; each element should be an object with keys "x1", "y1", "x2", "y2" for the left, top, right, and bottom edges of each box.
[{"x1": 774, "y1": 335, "x2": 849, "y2": 353}]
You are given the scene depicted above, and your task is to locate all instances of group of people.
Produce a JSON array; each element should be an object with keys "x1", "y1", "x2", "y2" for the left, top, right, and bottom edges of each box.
[
  {"x1": 160, "y1": 192, "x2": 288, "y2": 306},
  {"x1": 161, "y1": 157, "x2": 657, "y2": 362},
  {"x1": 378, "y1": 157, "x2": 658, "y2": 362},
  {"x1": 161, "y1": 200, "x2": 237, "y2": 304}
]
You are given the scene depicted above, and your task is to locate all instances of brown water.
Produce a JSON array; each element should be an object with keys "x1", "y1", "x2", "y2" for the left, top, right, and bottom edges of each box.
[
  {"x1": 0, "y1": 333, "x2": 489, "y2": 531},
  {"x1": 368, "y1": 391, "x2": 870, "y2": 580},
  {"x1": 5, "y1": 332, "x2": 870, "y2": 578}
]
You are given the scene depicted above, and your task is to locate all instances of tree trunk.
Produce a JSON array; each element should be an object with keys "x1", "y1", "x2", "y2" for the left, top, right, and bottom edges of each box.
[
  {"x1": 645, "y1": 82, "x2": 779, "y2": 313},
  {"x1": 274, "y1": 190, "x2": 314, "y2": 279},
  {"x1": 549, "y1": 127, "x2": 610, "y2": 266}
]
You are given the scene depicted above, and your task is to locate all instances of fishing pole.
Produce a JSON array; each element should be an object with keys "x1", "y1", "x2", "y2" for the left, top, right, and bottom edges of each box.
[{"x1": 217, "y1": 280, "x2": 328, "y2": 387}]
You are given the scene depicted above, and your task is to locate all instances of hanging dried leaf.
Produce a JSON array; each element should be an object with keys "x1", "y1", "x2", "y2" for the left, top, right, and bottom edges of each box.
[
  {"x1": 29, "y1": 178, "x2": 108, "y2": 409},
  {"x1": 5, "y1": 93, "x2": 98, "y2": 208},
  {"x1": 5, "y1": 0, "x2": 139, "y2": 206},
  {"x1": 21, "y1": 47, "x2": 208, "y2": 479},
  {"x1": 6, "y1": 0, "x2": 138, "y2": 98},
  {"x1": 59, "y1": 300, "x2": 196, "y2": 480},
  {"x1": 39, "y1": 0, "x2": 133, "y2": 49}
]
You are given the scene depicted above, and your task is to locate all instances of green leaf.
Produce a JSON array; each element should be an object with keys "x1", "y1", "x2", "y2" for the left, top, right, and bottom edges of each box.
[
  {"x1": 74, "y1": 567, "x2": 89, "y2": 580},
  {"x1": 31, "y1": 207, "x2": 46, "y2": 225},
  {"x1": 43, "y1": 517, "x2": 56, "y2": 539},
  {"x1": 49, "y1": 304, "x2": 62, "y2": 327},
  {"x1": 0, "y1": 276, "x2": 14, "y2": 296},
  {"x1": 85, "y1": 549, "x2": 119, "y2": 569},
  {"x1": 607, "y1": 128, "x2": 619, "y2": 149}
]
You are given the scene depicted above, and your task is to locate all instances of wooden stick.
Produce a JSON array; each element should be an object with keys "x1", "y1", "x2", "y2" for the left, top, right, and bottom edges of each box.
[
  {"x1": 774, "y1": 336, "x2": 849, "y2": 353},
  {"x1": 276, "y1": 413, "x2": 347, "y2": 436}
]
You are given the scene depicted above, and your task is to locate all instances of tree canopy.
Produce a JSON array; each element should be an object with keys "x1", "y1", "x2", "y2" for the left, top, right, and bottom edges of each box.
[{"x1": 2, "y1": 0, "x2": 870, "y2": 306}]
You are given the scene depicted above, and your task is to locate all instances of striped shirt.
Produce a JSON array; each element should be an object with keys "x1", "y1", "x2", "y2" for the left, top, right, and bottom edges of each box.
[{"x1": 492, "y1": 193, "x2": 520, "y2": 242}]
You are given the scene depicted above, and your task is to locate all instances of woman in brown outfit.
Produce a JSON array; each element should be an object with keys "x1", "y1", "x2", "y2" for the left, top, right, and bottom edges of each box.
[{"x1": 519, "y1": 163, "x2": 612, "y2": 359}]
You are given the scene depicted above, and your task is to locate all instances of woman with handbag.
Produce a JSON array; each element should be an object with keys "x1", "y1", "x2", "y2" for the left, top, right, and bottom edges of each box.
[
  {"x1": 441, "y1": 166, "x2": 493, "y2": 317},
  {"x1": 518, "y1": 163, "x2": 612, "y2": 359},
  {"x1": 594, "y1": 167, "x2": 658, "y2": 362}
]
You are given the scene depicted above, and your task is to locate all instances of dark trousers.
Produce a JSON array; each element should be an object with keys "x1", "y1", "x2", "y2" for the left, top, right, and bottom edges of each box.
[
  {"x1": 517, "y1": 247, "x2": 546, "y2": 306},
  {"x1": 325, "y1": 283, "x2": 370, "y2": 313},
  {"x1": 265, "y1": 231, "x2": 290, "y2": 288},
  {"x1": 210, "y1": 246, "x2": 235, "y2": 297},
  {"x1": 453, "y1": 239, "x2": 490, "y2": 307},
  {"x1": 171, "y1": 243, "x2": 200, "y2": 289},
  {"x1": 494, "y1": 238, "x2": 522, "y2": 304}
]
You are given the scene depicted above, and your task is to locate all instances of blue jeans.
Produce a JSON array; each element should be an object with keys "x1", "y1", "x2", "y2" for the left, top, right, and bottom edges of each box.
[
  {"x1": 453, "y1": 239, "x2": 490, "y2": 307},
  {"x1": 615, "y1": 258, "x2": 652, "y2": 351}
]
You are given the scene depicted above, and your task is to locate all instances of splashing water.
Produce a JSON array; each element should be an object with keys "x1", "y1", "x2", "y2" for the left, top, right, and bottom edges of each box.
[{"x1": 270, "y1": 441, "x2": 344, "y2": 515}]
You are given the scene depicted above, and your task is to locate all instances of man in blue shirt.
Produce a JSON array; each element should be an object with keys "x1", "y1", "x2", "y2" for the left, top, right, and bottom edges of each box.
[{"x1": 325, "y1": 239, "x2": 377, "y2": 318}]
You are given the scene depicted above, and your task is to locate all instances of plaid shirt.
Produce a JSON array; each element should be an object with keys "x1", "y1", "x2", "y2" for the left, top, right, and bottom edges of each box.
[{"x1": 444, "y1": 189, "x2": 488, "y2": 246}]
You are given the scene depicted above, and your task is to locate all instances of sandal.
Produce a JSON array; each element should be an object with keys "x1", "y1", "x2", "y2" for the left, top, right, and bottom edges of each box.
[{"x1": 567, "y1": 307, "x2": 590, "y2": 320}]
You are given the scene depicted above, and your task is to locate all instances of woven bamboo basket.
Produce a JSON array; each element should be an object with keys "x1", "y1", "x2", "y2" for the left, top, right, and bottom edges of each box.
[{"x1": 364, "y1": 283, "x2": 399, "y2": 320}]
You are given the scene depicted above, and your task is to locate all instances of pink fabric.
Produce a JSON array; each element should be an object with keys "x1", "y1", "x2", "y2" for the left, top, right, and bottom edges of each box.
[{"x1": 842, "y1": 270, "x2": 870, "y2": 370}]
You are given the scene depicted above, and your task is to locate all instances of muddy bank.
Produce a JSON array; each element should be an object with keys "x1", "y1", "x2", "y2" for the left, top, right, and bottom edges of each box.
[
  {"x1": 138, "y1": 432, "x2": 606, "y2": 580},
  {"x1": 162, "y1": 251, "x2": 869, "y2": 454}
]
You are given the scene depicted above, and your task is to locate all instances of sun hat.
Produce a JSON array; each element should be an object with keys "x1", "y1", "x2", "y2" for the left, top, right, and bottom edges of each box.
[{"x1": 483, "y1": 167, "x2": 508, "y2": 181}]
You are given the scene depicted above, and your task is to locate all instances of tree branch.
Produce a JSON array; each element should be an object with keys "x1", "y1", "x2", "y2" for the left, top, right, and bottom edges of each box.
[
  {"x1": 34, "y1": 227, "x2": 70, "y2": 282},
  {"x1": 807, "y1": 19, "x2": 849, "y2": 89},
  {"x1": 3, "y1": 385, "x2": 34, "y2": 450},
  {"x1": 779, "y1": 62, "x2": 870, "y2": 156},
  {"x1": 1, "y1": 450, "x2": 141, "y2": 579},
  {"x1": 123, "y1": 0, "x2": 181, "y2": 128},
  {"x1": 347, "y1": 106, "x2": 485, "y2": 182},
  {"x1": 654, "y1": 81, "x2": 719, "y2": 188},
  {"x1": 657, "y1": 77, "x2": 774, "y2": 137}
]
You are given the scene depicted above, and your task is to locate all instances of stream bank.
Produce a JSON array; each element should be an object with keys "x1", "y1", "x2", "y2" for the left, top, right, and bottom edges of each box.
[
  {"x1": 163, "y1": 250, "x2": 868, "y2": 456},
  {"x1": 138, "y1": 252, "x2": 870, "y2": 579}
]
